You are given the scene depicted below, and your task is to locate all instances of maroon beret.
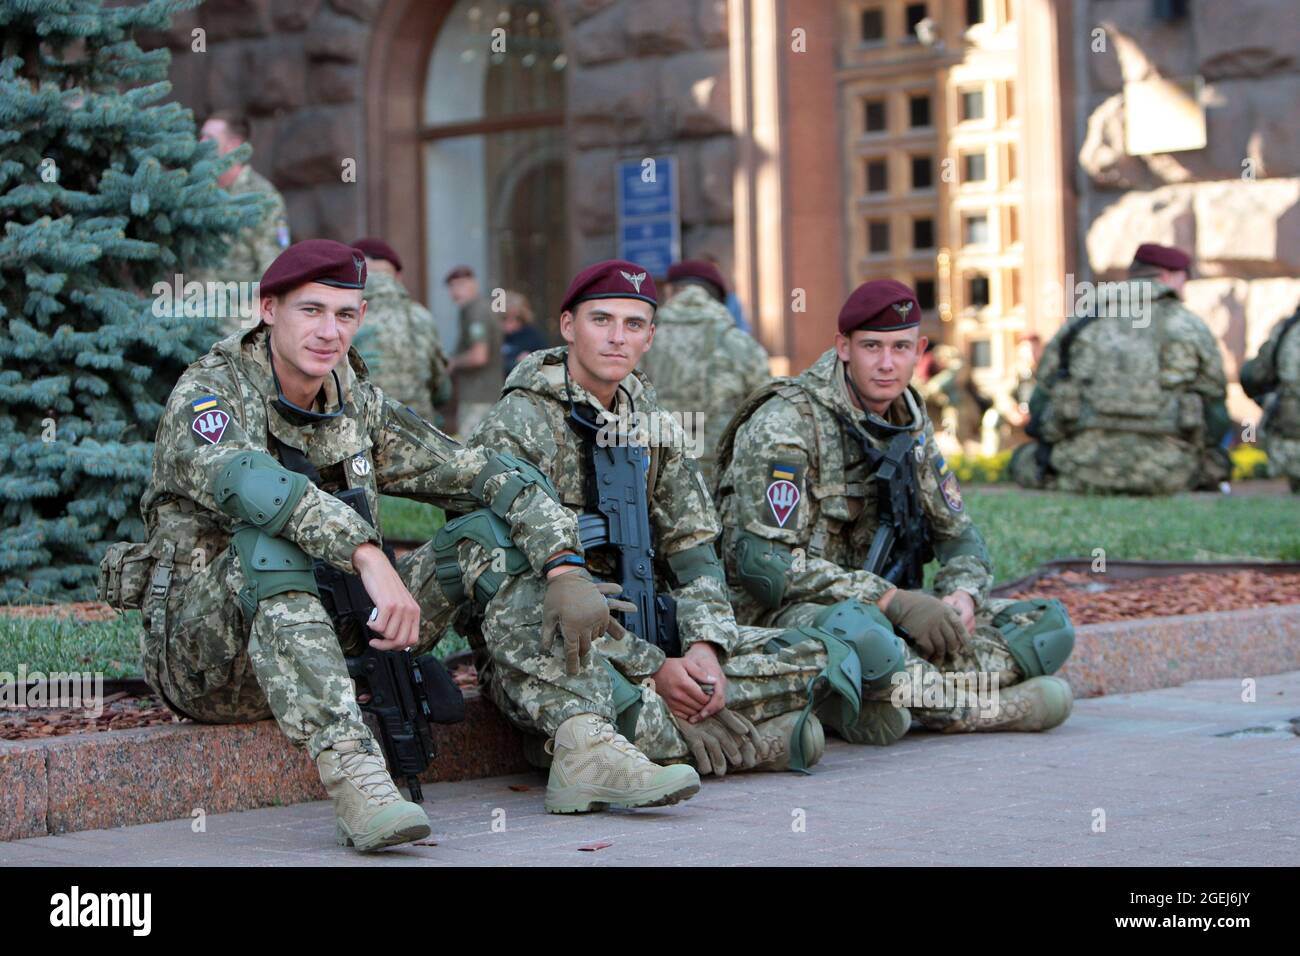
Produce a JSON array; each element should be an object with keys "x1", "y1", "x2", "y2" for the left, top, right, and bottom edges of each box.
[
  {"x1": 666, "y1": 260, "x2": 727, "y2": 299},
  {"x1": 260, "y1": 239, "x2": 367, "y2": 297},
  {"x1": 351, "y1": 237, "x2": 402, "y2": 272},
  {"x1": 444, "y1": 265, "x2": 475, "y2": 284},
  {"x1": 1132, "y1": 243, "x2": 1191, "y2": 273},
  {"x1": 560, "y1": 259, "x2": 658, "y2": 314},
  {"x1": 837, "y1": 279, "x2": 921, "y2": 335}
]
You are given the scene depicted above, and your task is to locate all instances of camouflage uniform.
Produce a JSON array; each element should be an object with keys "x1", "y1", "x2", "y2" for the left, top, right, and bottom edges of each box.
[
  {"x1": 193, "y1": 165, "x2": 291, "y2": 337},
  {"x1": 452, "y1": 296, "x2": 504, "y2": 438},
  {"x1": 1018, "y1": 279, "x2": 1229, "y2": 494},
  {"x1": 1241, "y1": 308, "x2": 1300, "y2": 491},
  {"x1": 636, "y1": 284, "x2": 771, "y2": 484},
  {"x1": 137, "y1": 326, "x2": 581, "y2": 759},
  {"x1": 461, "y1": 348, "x2": 828, "y2": 764},
  {"x1": 715, "y1": 348, "x2": 1062, "y2": 732},
  {"x1": 359, "y1": 270, "x2": 450, "y2": 424}
]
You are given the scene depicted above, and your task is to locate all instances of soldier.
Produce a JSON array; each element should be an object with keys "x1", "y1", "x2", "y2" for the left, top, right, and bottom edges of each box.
[
  {"x1": 115, "y1": 240, "x2": 611, "y2": 852},
  {"x1": 1013, "y1": 244, "x2": 1232, "y2": 494},
  {"x1": 351, "y1": 237, "x2": 450, "y2": 425},
  {"x1": 449, "y1": 261, "x2": 927, "y2": 812},
  {"x1": 500, "y1": 291, "x2": 547, "y2": 376},
  {"x1": 715, "y1": 279, "x2": 1076, "y2": 746},
  {"x1": 1241, "y1": 303, "x2": 1300, "y2": 492},
  {"x1": 444, "y1": 266, "x2": 504, "y2": 438},
  {"x1": 195, "y1": 112, "x2": 291, "y2": 337},
  {"x1": 637, "y1": 259, "x2": 771, "y2": 484}
]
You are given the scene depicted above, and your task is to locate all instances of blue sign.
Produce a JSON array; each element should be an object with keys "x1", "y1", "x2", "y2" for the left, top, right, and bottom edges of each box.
[{"x1": 617, "y1": 156, "x2": 680, "y2": 277}]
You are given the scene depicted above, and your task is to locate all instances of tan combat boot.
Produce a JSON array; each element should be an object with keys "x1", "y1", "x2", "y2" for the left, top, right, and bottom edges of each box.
[
  {"x1": 959, "y1": 675, "x2": 1073, "y2": 733},
  {"x1": 753, "y1": 711, "x2": 826, "y2": 772},
  {"x1": 544, "y1": 713, "x2": 701, "y2": 813},
  {"x1": 317, "y1": 739, "x2": 431, "y2": 851}
]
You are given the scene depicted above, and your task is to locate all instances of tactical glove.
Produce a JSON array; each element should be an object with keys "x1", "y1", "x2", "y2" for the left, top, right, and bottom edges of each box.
[
  {"x1": 542, "y1": 569, "x2": 636, "y2": 676},
  {"x1": 882, "y1": 589, "x2": 967, "y2": 664},
  {"x1": 671, "y1": 708, "x2": 769, "y2": 777}
]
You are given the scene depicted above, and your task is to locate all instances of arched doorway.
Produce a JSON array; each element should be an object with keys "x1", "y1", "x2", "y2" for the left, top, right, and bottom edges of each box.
[{"x1": 366, "y1": 0, "x2": 568, "y2": 344}]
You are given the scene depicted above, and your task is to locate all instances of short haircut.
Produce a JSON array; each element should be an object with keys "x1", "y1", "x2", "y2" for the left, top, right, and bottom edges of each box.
[{"x1": 206, "y1": 111, "x2": 250, "y2": 142}]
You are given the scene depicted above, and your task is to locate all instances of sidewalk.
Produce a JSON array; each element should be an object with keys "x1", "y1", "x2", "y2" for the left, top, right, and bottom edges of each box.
[{"x1": 3, "y1": 671, "x2": 1297, "y2": 867}]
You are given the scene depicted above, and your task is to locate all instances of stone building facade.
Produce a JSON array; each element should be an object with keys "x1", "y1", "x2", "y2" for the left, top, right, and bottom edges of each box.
[{"x1": 151, "y1": 0, "x2": 1299, "y2": 418}]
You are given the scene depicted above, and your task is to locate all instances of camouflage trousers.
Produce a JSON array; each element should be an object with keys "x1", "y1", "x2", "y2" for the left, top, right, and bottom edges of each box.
[
  {"x1": 140, "y1": 537, "x2": 456, "y2": 760},
  {"x1": 1263, "y1": 432, "x2": 1300, "y2": 489},
  {"x1": 470, "y1": 566, "x2": 827, "y2": 765},
  {"x1": 770, "y1": 598, "x2": 1039, "y2": 733},
  {"x1": 1050, "y1": 432, "x2": 1205, "y2": 495}
]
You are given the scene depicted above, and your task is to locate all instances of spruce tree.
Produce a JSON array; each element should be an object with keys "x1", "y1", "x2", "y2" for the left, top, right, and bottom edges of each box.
[{"x1": 0, "y1": 0, "x2": 268, "y2": 601}]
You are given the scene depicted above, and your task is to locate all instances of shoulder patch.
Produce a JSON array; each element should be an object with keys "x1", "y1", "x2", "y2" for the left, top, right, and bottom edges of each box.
[
  {"x1": 765, "y1": 462, "x2": 802, "y2": 528},
  {"x1": 938, "y1": 469, "x2": 963, "y2": 513},
  {"x1": 191, "y1": 399, "x2": 231, "y2": 445}
]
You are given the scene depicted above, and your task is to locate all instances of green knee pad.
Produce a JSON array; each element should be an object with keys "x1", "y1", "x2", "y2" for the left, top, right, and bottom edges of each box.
[
  {"x1": 763, "y1": 600, "x2": 905, "y2": 772},
  {"x1": 992, "y1": 598, "x2": 1075, "y2": 677},
  {"x1": 213, "y1": 451, "x2": 309, "y2": 535},
  {"x1": 431, "y1": 508, "x2": 529, "y2": 606},
  {"x1": 733, "y1": 531, "x2": 794, "y2": 610},
  {"x1": 231, "y1": 527, "x2": 319, "y2": 619},
  {"x1": 811, "y1": 601, "x2": 907, "y2": 693},
  {"x1": 600, "y1": 659, "x2": 643, "y2": 740}
]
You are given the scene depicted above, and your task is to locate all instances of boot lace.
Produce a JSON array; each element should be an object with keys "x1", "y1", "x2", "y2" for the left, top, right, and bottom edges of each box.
[{"x1": 338, "y1": 746, "x2": 397, "y2": 801}]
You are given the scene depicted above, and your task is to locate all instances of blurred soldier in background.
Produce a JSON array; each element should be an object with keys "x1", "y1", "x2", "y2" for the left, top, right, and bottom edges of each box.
[
  {"x1": 1014, "y1": 244, "x2": 1231, "y2": 494},
  {"x1": 1241, "y1": 302, "x2": 1300, "y2": 492},
  {"x1": 195, "y1": 112, "x2": 290, "y2": 337},
  {"x1": 637, "y1": 259, "x2": 771, "y2": 483},
  {"x1": 352, "y1": 238, "x2": 450, "y2": 425}
]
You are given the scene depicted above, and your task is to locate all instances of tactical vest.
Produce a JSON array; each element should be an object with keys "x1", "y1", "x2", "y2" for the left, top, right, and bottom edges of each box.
[{"x1": 1046, "y1": 306, "x2": 1200, "y2": 440}]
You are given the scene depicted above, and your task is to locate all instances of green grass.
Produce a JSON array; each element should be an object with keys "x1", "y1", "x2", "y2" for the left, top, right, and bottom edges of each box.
[
  {"x1": 380, "y1": 496, "x2": 445, "y2": 542},
  {"x1": 0, "y1": 612, "x2": 142, "y2": 678},
  {"x1": 4, "y1": 491, "x2": 1295, "y2": 676},
  {"x1": 965, "y1": 489, "x2": 1300, "y2": 584}
]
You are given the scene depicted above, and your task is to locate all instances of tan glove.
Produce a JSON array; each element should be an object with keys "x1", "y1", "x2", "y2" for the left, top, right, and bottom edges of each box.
[
  {"x1": 883, "y1": 589, "x2": 967, "y2": 664},
  {"x1": 542, "y1": 569, "x2": 636, "y2": 675},
  {"x1": 671, "y1": 708, "x2": 769, "y2": 777}
]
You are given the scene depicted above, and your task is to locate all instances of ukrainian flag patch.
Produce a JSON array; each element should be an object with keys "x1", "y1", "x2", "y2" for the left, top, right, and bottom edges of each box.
[{"x1": 191, "y1": 395, "x2": 219, "y2": 413}]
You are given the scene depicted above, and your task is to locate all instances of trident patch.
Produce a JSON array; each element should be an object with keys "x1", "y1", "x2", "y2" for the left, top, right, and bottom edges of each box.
[
  {"x1": 765, "y1": 462, "x2": 802, "y2": 528},
  {"x1": 191, "y1": 398, "x2": 230, "y2": 445}
]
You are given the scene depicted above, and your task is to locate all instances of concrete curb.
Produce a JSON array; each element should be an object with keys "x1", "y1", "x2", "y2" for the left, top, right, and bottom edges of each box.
[{"x1": 4, "y1": 603, "x2": 1299, "y2": 841}]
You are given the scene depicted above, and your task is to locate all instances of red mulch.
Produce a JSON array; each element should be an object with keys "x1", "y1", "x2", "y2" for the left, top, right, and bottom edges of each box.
[
  {"x1": 0, "y1": 601, "x2": 118, "y2": 622},
  {"x1": 1005, "y1": 570, "x2": 1300, "y2": 626},
  {"x1": 0, "y1": 693, "x2": 180, "y2": 740}
]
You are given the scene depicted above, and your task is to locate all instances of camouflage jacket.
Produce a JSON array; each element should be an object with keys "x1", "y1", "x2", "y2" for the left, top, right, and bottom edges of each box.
[
  {"x1": 1032, "y1": 280, "x2": 1227, "y2": 444},
  {"x1": 468, "y1": 347, "x2": 739, "y2": 678},
  {"x1": 1242, "y1": 308, "x2": 1300, "y2": 434},
  {"x1": 636, "y1": 284, "x2": 771, "y2": 484},
  {"x1": 359, "y1": 271, "x2": 450, "y2": 423},
  {"x1": 716, "y1": 348, "x2": 993, "y2": 627},
  {"x1": 140, "y1": 326, "x2": 580, "y2": 589}
]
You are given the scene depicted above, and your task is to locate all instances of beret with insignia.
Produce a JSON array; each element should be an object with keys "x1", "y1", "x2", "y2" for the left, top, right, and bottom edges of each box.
[
  {"x1": 560, "y1": 259, "x2": 658, "y2": 314},
  {"x1": 260, "y1": 239, "x2": 367, "y2": 297},
  {"x1": 837, "y1": 279, "x2": 921, "y2": 335}
]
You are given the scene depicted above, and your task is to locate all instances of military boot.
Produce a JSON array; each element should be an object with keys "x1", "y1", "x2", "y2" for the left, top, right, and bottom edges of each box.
[
  {"x1": 316, "y1": 739, "x2": 431, "y2": 851},
  {"x1": 819, "y1": 699, "x2": 912, "y2": 746},
  {"x1": 957, "y1": 675, "x2": 1073, "y2": 733},
  {"x1": 543, "y1": 713, "x2": 701, "y2": 814},
  {"x1": 753, "y1": 711, "x2": 826, "y2": 772}
]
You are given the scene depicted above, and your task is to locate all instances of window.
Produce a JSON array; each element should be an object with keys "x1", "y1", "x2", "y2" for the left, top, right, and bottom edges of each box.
[
  {"x1": 913, "y1": 217, "x2": 934, "y2": 250},
  {"x1": 866, "y1": 159, "x2": 888, "y2": 193},
  {"x1": 964, "y1": 213, "x2": 989, "y2": 245},
  {"x1": 966, "y1": 0, "x2": 984, "y2": 25},
  {"x1": 916, "y1": 278, "x2": 936, "y2": 310},
  {"x1": 905, "y1": 3, "x2": 927, "y2": 37},
  {"x1": 864, "y1": 98, "x2": 887, "y2": 133},
  {"x1": 860, "y1": 8, "x2": 884, "y2": 42},
  {"x1": 868, "y1": 220, "x2": 890, "y2": 254},
  {"x1": 963, "y1": 151, "x2": 986, "y2": 183},
  {"x1": 961, "y1": 88, "x2": 985, "y2": 121},
  {"x1": 970, "y1": 339, "x2": 992, "y2": 368},
  {"x1": 909, "y1": 93, "x2": 931, "y2": 128},
  {"x1": 911, "y1": 155, "x2": 933, "y2": 190},
  {"x1": 968, "y1": 274, "x2": 990, "y2": 307}
]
